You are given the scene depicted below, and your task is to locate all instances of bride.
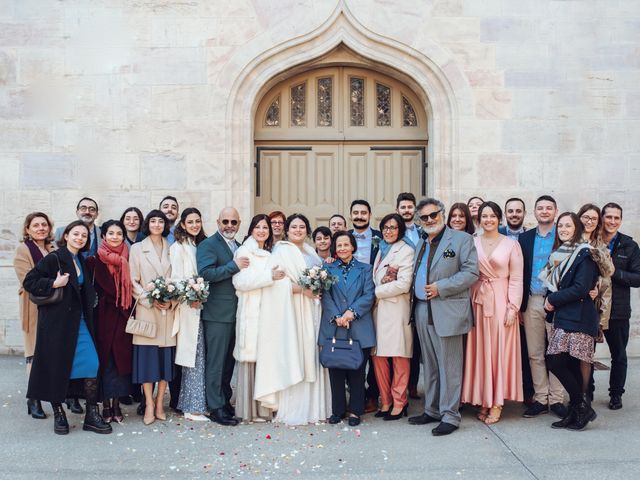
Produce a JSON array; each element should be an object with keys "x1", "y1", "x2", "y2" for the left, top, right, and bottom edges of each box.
[{"x1": 254, "y1": 213, "x2": 331, "y2": 425}]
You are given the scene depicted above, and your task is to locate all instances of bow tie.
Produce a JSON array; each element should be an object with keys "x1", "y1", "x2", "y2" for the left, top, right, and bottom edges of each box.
[{"x1": 354, "y1": 233, "x2": 366, "y2": 239}]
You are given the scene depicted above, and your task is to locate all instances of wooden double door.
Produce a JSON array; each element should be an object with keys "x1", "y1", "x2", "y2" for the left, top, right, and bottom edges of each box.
[{"x1": 254, "y1": 143, "x2": 426, "y2": 228}]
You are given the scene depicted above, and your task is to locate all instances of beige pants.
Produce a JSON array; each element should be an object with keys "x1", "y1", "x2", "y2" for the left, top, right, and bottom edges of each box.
[{"x1": 523, "y1": 294, "x2": 565, "y2": 405}]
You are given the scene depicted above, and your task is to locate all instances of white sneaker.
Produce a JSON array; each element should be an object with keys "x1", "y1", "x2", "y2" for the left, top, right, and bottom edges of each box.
[{"x1": 184, "y1": 413, "x2": 209, "y2": 422}]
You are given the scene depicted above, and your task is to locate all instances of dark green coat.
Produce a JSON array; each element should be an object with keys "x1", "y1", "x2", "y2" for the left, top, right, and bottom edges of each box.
[{"x1": 197, "y1": 232, "x2": 240, "y2": 323}]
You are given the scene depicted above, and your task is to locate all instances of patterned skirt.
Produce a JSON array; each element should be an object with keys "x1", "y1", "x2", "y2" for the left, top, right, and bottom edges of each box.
[{"x1": 547, "y1": 327, "x2": 594, "y2": 363}]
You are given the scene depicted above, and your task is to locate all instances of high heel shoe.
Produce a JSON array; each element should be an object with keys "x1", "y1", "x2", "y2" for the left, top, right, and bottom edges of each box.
[
  {"x1": 142, "y1": 405, "x2": 156, "y2": 425},
  {"x1": 374, "y1": 406, "x2": 392, "y2": 418},
  {"x1": 384, "y1": 405, "x2": 408, "y2": 421},
  {"x1": 484, "y1": 406, "x2": 502, "y2": 425},
  {"x1": 27, "y1": 398, "x2": 47, "y2": 419},
  {"x1": 155, "y1": 408, "x2": 167, "y2": 421},
  {"x1": 112, "y1": 405, "x2": 124, "y2": 424}
]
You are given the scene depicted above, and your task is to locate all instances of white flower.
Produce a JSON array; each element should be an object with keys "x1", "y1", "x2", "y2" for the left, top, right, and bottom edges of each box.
[
  {"x1": 168, "y1": 284, "x2": 175, "y2": 292},
  {"x1": 152, "y1": 288, "x2": 160, "y2": 296},
  {"x1": 192, "y1": 283, "x2": 201, "y2": 292},
  {"x1": 197, "y1": 277, "x2": 204, "y2": 283},
  {"x1": 320, "y1": 270, "x2": 327, "y2": 280}
]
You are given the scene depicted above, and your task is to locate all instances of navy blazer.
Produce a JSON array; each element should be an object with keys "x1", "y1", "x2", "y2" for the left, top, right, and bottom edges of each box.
[
  {"x1": 518, "y1": 228, "x2": 537, "y2": 312},
  {"x1": 319, "y1": 260, "x2": 376, "y2": 349},
  {"x1": 547, "y1": 249, "x2": 599, "y2": 337}
]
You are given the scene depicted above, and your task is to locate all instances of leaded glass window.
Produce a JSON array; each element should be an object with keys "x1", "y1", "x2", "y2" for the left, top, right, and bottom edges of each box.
[
  {"x1": 290, "y1": 83, "x2": 306, "y2": 126},
  {"x1": 265, "y1": 95, "x2": 280, "y2": 127},
  {"x1": 317, "y1": 77, "x2": 333, "y2": 127},
  {"x1": 402, "y1": 96, "x2": 417, "y2": 127},
  {"x1": 350, "y1": 77, "x2": 364, "y2": 126},
  {"x1": 376, "y1": 83, "x2": 391, "y2": 126}
]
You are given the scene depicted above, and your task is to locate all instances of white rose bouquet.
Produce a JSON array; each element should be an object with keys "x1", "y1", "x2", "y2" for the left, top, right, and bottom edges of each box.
[
  {"x1": 176, "y1": 275, "x2": 210, "y2": 309},
  {"x1": 145, "y1": 276, "x2": 178, "y2": 315},
  {"x1": 298, "y1": 265, "x2": 338, "y2": 304}
]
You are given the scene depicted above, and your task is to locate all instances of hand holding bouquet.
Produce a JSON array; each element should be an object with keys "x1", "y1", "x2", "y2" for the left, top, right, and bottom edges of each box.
[
  {"x1": 299, "y1": 265, "x2": 338, "y2": 304},
  {"x1": 145, "y1": 276, "x2": 178, "y2": 315},
  {"x1": 176, "y1": 275, "x2": 210, "y2": 309}
]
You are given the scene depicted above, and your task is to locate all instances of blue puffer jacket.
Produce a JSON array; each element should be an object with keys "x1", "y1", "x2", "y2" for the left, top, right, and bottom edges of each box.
[{"x1": 547, "y1": 249, "x2": 599, "y2": 337}]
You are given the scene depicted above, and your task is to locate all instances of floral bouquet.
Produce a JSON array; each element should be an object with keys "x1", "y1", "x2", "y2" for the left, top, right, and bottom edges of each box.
[
  {"x1": 145, "y1": 276, "x2": 178, "y2": 315},
  {"x1": 299, "y1": 265, "x2": 338, "y2": 305},
  {"x1": 176, "y1": 275, "x2": 210, "y2": 309}
]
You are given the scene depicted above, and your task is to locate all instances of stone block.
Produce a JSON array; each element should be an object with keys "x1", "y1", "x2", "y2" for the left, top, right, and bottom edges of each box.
[
  {"x1": 96, "y1": 191, "x2": 150, "y2": 222},
  {"x1": 465, "y1": 70, "x2": 504, "y2": 87},
  {"x1": 458, "y1": 118, "x2": 501, "y2": 152},
  {"x1": 462, "y1": 0, "x2": 502, "y2": 16},
  {"x1": 475, "y1": 89, "x2": 512, "y2": 120},
  {"x1": 0, "y1": 49, "x2": 16, "y2": 85},
  {"x1": 502, "y1": 120, "x2": 553, "y2": 152},
  {"x1": 477, "y1": 153, "x2": 519, "y2": 188},
  {"x1": 150, "y1": 85, "x2": 225, "y2": 120},
  {"x1": 480, "y1": 18, "x2": 535, "y2": 43},
  {"x1": 0, "y1": 122, "x2": 51, "y2": 151},
  {"x1": 543, "y1": 155, "x2": 599, "y2": 190},
  {"x1": 511, "y1": 89, "x2": 551, "y2": 120},
  {"x1": 77, "y1": 153, "x2": 141, "y2": 191},
  {"x1": 2, "y1": 191, "x2": 51, "y2": 224},
  {"x1": 495, "y1": 43, "x2": 549, "y2": 70},
  {"x1": 126, "y1": 47, "x2": 207, "y2": 86},
  {"x1": 215, "y1": 18, "x2": 261, "y2": 47},
  {"x1": 505, "y1": 70, "x2": 558, "y2": 89},
  {"x1": 140, "y1": 152, "x2": 187, "y2": 190},
  {"x1": 187, "y1": 152, "x2": 227, "y2": 190},
  {"x1": 20, "y1": 153, "x2": 77, "y2": 189},
  {"x1": 420, "y1": 17, "x2": 480, "y2": 43},
  {"x1": 0, "y1": 155, "x2": 19, "y2": 190},
  {"x1": 151, "y1": 17, "x2": 221, "y2": 48},
  {"x1": 444, "y1": 43, "x2": 496, "y2": 70},
  {"x1": 516, "y1": 154, "x2": 544, "y2": 190},
  {"x1": 432, "y1": 0, "x2": 463, "y2": 17},
  {"x1": 0, "y1": 22, "x2": 62, "y2": 47},
  {"x1": 0, "y1": 223, "x2": 20, "y2": 266}
]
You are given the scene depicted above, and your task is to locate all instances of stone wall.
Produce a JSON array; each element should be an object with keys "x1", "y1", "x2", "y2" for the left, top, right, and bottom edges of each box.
[{"x1": 1, "y1": 0, "x2": 639, "y2": 353}]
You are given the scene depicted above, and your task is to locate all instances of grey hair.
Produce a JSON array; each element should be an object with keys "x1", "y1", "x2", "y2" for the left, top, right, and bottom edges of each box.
[{"x1": 416, "y1": 197, "x2": 445, "y2": 216}]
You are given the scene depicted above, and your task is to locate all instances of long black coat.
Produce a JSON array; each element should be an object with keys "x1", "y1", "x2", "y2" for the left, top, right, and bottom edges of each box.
[{"x1": 23, "y1": 247, "x2": 97, "y2": 403}]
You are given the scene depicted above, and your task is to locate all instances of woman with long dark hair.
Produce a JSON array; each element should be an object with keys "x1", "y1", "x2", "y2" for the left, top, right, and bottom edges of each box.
[
  {"x1": 13, "y1": 212, "x2": 56, "y2": 419},
  {"x1": 447, "y1": 202, "x2": 475, "y2": 235},
  {"x1": 171, "y1": 207, "x2": 208, "y2": 421},
  {"x1": 23, "y1": 221, "x2": 112, "y2": 435}
]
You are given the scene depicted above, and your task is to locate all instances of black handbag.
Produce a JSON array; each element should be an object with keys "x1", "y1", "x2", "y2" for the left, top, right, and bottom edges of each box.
[
  {"x1": 28, "y1": 253, "x2": 64, "y2": 306},
  {"x1": 319, "y1": 325, "x2": 364, "y2": 370}
]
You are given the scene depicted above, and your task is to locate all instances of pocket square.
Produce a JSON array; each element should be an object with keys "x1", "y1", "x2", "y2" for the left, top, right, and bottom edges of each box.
[{"x1": 443, "y1": 248, "x2": 456, "y2": 258}]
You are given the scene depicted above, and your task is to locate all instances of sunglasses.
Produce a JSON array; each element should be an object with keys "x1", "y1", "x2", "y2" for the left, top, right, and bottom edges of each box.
[
  {"x1": 221, "y1": 219, "x2": 238, "y2": 226},
  {"x1": 419, "y1": 209, "x2": 443, "y2": 222}
]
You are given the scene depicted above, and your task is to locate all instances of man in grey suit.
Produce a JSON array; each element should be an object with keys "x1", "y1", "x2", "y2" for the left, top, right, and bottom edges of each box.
[
  {"x1": 197, "y1": 207, "x2": 249, "y2": 426},
  {"x1": 408, "y1": 198, "x2": 479, "y2": 436}
]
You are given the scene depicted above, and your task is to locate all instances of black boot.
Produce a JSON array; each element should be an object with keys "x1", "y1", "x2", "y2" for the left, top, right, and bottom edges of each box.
[
  {"x1": 567, "y1": 395, "x2": 596, "y2": 431},
  {"x1": 551, "y1": 404, "x2": 575, "y2": 429},
  {"x1": 65, "y1": 397, "x2": 84, "y2": 414},
  {"x1": 52, "y1": 403, "x2": 69, "y2": 435},
  {"x1": 27, "y1": 398, "x2": 47, "y2": 419},
  {"x1": 83, "y1": 377, "x2": 112, "y2": 434}
]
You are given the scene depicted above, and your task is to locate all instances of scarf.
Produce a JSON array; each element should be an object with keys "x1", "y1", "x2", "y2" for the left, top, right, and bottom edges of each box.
[
  {"x1": 24, "y1": 239, "x2": 45, "y2": 264},
  {"x1": 539, "y1": 242, "x2": 590, "y2": 293},
  {"x1": 378, "y1": 239, "x2": 393, "y2": 261},
  {"x1": 97, "y1": 241, "x2": 132, "y2": 309}
]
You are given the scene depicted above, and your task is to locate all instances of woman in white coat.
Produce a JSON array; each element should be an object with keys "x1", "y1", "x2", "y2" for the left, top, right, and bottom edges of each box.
[
  {"x1": 232, "y1": 214, "x2": 286, "y2": 422},
  {"x1": 170, "y1": 208, "x2": 208, "y2": 422},
  {"x1": 262, "y1": 214, "x2": 331, "y2": 425},
  {"x1": 371, "y1": 213, "x2": 415, "y2": 420}
]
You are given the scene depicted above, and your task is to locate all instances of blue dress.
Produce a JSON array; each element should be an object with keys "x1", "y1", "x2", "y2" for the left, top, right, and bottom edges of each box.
[{"x1": 69, "y1": 255, "x2": 99, "y2": 379}]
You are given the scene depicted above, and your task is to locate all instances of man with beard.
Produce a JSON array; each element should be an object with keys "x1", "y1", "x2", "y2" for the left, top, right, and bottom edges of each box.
[
  {"x1": 197, "y1": 207, "x2": 250, "y2": 426},
  {"x1": 499, "y1": 197, "x2": 527, "y2": 240},
  {"x1": 396, "y1": 192, "x2": 421, "y2": 248},
  {"x1": 159, "y1": 195, "x2": 179, "y2": 244},
  {"x1": 55, "y1": 197, "x2": 102, "y2": 258},
  {"x1": 518, "y1": 195, "x2": 567, "y2": 418},
  {"x1": 408, "y1": 198, "x2": 478, "y2": 435},
  {"x1": 349, "y1": 199, "x2": 382, "y2": 412},
  {"x1": 329, "y1": 214, "x2": 348, "y2": 236}
]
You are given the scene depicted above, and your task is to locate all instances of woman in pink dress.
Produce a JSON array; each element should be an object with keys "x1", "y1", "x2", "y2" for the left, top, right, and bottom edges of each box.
[{"x1": 461, "y1": 201, "x2": 524, "y2": 424}]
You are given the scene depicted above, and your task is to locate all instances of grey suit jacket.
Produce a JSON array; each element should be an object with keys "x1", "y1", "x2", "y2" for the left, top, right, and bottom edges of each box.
[{"x1": 411, "y1": 226, "x2": 479, "y2": 337}]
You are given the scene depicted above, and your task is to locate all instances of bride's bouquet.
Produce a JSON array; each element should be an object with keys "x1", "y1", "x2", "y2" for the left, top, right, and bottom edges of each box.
[
  {"x1": 175, "y1": 275, "x2": 210, "y2": 309},
  {"x1": 299, "y1": 265, "x2": 338, "y2": 304},
  {"x1": 145, "y1": 276, "x2": 178, "y2": 315}
]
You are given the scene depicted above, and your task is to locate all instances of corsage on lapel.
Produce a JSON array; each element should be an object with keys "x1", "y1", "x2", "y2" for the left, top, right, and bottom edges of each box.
[
  {"x1": 443, "y1": 248, "x2": 456, "y2": 259},
  {"x1": 372, "y1": 236, "x2": 381, "y2": 249}
]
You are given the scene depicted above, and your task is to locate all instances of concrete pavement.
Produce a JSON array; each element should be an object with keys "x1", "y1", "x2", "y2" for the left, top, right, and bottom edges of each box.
[{"x1": 1, "y1": 355, "x2": 638, "y2": 479}]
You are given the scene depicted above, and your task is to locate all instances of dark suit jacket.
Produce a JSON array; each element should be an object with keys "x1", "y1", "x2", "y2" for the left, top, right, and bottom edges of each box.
[
  {"x1": 197, "y1": 232, "x2": 240, "y2": 323},
  {"x1": 319, "y1": 260, "x2": 376, "y2": 349},
  {"x1": 350, "y1": 228, "x2": 382, "y2": 264},
  {"x1": 518, "y1": 228, "x2": 537, "y2": 312}
]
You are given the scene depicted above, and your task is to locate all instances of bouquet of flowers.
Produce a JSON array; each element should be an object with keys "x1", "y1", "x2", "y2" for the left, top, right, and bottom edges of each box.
[
  {"x1": 175, "y1": 275, "x2": 210, "y2": 309},
  {"x1": 299, "y1": 265, "x2": 338, "y2": 304},
  {"x1": 145, "y1": 276, "x2": 178, "y2": 315}
]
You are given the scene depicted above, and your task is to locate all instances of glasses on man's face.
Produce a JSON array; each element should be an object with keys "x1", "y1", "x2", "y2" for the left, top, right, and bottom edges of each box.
[
  {"x1": 221, "y1": 219, "x2": 238, "y2": 226},
  {"x1": 382, "y1": 225, "x2": 399, "y2": 232},
  {"x1": 580, "y1": 215, "x2": 598, "y2": 224},
  {"x1": 78, "y1": 206, "x2": 97, "y2": 213},
  {"x1": 270, "y1": 221, "x2": 284, "y2": 226},
  {"x1": 419, "y1": 209, "x2": 442, "y2": 222}
]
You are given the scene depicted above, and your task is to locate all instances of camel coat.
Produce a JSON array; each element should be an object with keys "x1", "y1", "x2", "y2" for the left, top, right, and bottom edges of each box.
[
  {"x1": 129, "y1": 237, "x2": 176, "y2": 347},
  {"x1": 372, "y1": 240, "x2": 415, "y2": 357},
  {"x1": 13, "y1": 242, "x2": 55, "y2": 357}
]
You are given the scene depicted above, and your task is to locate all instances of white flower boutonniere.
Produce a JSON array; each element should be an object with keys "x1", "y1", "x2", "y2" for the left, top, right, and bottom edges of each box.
[{"x1": 372, "y1": 236, "x2": 381, "y2": 249}]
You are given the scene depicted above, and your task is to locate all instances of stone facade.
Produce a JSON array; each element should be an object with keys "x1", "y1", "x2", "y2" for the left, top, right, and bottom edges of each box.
[{"x1": 1, "y1": 0, "x2": 639, "y2": 353}]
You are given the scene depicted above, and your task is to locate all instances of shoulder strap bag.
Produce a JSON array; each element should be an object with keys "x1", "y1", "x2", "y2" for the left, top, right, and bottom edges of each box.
[{"x1": 29, "y1": 253, "x2": 64, "y2": 306}]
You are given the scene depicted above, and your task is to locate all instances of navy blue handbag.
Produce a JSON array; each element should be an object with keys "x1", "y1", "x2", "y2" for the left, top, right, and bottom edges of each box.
[{"x1": 319, "y1": 325, "x2": 364, "y2": 370}]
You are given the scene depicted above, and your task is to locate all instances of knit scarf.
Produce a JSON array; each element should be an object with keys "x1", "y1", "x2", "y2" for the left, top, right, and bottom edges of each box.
[
  {"x1": 24, "y1": 239, "x2": 45, "y2": 264},
  {"x1": 539, "y1": 242, "x2": 590, "y2": 293},
  {"x1": 97, "y1": 241, "x2": 132, "y2": 309}
]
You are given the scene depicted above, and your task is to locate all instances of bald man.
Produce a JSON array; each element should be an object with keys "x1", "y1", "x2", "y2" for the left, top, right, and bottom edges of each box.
[{"x1": 197, "y1": 207, "x2": 250, "y2": 426}]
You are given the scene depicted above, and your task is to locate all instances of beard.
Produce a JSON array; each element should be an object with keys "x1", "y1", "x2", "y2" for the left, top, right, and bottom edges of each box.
[
  {"x1": 352, "y1": 219, "x2": 369, "y2": 230},
  {"x1": 507, "y1": 218, "x2": 524, "y2": 230},
  {"x1": 220, "y1": 230, "x2": 236, "y2": 240},
  {"x1": 423, "y1": 219, "x2": 445, "y2": 235}
]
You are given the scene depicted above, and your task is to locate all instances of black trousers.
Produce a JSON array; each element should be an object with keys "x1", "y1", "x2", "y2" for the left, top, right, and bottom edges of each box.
[
  {"x1": 169, "y1": 365, "x2": 182, "y2": 409},
  {"x1": 329, "y1": 348, "x2": 371, "y2": 416},
  {"x1": 409, "y1": 325, "x2": 422, "y2": 388},
  {"x1": 604, "y1": 321, "x2": 630, "y2": 396},
  {"x1": 520, "y1": 324, "x2": 535, "y2": 399},
  {"x1": 203, "y1": 321, "x2": 236, "y2": 410}
]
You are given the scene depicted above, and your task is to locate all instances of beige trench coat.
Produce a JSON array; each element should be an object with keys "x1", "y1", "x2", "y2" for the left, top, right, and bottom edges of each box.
[{"x1": 372, "y1": 240, "x2": 415, "y2": 358}]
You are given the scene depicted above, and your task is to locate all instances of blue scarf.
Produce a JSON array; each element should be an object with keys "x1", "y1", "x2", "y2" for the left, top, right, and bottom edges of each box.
[{"x1": 378, "y1": 240, "x2": 393, "y2": 261}]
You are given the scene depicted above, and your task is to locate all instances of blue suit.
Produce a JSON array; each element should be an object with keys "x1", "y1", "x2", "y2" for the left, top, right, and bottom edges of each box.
[{"x1": 319, "y1": 259, "x2": 376, "y2": 417}]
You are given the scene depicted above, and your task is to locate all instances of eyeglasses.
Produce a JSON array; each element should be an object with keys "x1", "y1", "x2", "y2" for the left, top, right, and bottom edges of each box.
[
  {"x1": 221, "y1": 219, "x2": 238, "y2": 226},
  {"x1": 419, "y1": 209, "x2": 443, "y2": 222},
  {"x1": 78, "y1": 206, "x2": 97, "y2": 213},
  {"x1": 382, "y1": 225, "x2": 399, "y2": 232},
  {"x1": 580, "y1": 215, "x2": 598, "y2": 224},
  {"x1": 270, "y1": 220, "x2": 284, "y2": 225}
]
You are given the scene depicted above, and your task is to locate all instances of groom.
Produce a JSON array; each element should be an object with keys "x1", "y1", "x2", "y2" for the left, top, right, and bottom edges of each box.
[
  {"x1": 409, "y1": 198, "x2": 478, "y2": 436},
  {"x1": 197, "y1": 207, "x2": 250, "y2": 426}
]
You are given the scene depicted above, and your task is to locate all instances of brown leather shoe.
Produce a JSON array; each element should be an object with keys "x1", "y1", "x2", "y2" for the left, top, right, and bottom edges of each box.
[{"x1": 364, "y1": 398, "x2": 378, "y2": 414}]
